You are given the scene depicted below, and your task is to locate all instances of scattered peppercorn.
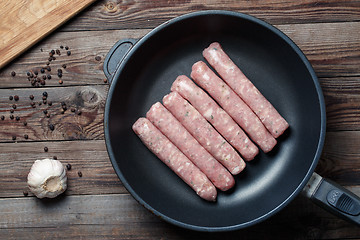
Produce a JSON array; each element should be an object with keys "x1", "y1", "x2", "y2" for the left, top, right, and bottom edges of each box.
[
  {"x1": 10, "y1": 115, "x2": 14, "y2": 120},
  {"x1": 59, "y1": 79, "x2": 63, "y2": 84},
  {"x1": 60, "y1": 45, "x2": 64, "y2": 49},
  {"x1": 67, "y1": 51, "x2": 71, "y2": 56},
  {"x1": 48, "y1": 57, "x2": 53, "y2": 62},
  {"x1": 62, "y1": 64, "x2": 67, "y2": 69},
  {"x1": 78, "y1": 171, "x2": 82, "y2": 177},
  {"x1": 49, "y1": 124, "x2": 55, "y2": 131},
  {"x1": 40, "y1": 80, "x2": 46, "y2": 85},
  {"x1": 44, "y1": 146, "x2": 48, "y2": 152},
  {"x1": 40, "y1": 68, "x2": 45, "y2": 73},
  {"x1": 9, "y1": 95, "x2": 13, "y2": 100},
  {"x1": 43, "y1": 110, "x2": 48, "y2": 114},
  {"x1": 24, "y1": 134, "x2": 28, "y2": 139},
  {"x1": 66, "y1": 163, "x2": 72, "y2": 170},
  {"x1": 46, "y1": 61, "x2": 50, "y2": 66},
  {"x1": 46, "y1": 113, "x2": 50, "y2": 118},
  {"x1": 48, "y1": 101, "x2": 52, "y2": 106},
  {"x1": 11, "y1": 71, "x2": 16, "y2": 77},
  {"x1": 47, "y1": 74, "x2": 51, "y2": 80},
  {"x1": 42, "y1": 75, "x2": 47, "y2": 80},
  {"x1": 23, "y1": 190, "x2": 28, "y2": 197},
  {"x1": 29, "y1": 95, "x2": 34, "y2": 100},
  {"x1": 16, "y1": 116, "x2": 20, "y2": 121},
  {"x1": 27, "y1": 72, "x2": 31, "y2": 77},
  {"x1": 12, "y1": 104, "x2": 16, "y2": 109},
  {"x1": 14, "y1": 95, "x2": 19, "y2": 101},
  {"x1": 23, "y1": 121, "x2": 27, "y2": 126},
  {"x1": 53, "y1": 156, "x2": 57, "y2": 160},
  {"x1": 34, "y1": 70, "x2": 38, "y2": 75},
  {"x1": 65, "y1": 46, "x2": 69, "y2": 50},
  {"x1": 57, "y1": 69, "x2": 62, "y2": 73},
  {"x1": 51, "y1": 49, "x2": 55, "y2": 55},
  {"x1": 56, "y1": 49, "x2": 61, "y2": 55},
  {"x1": 43, "y1": 100, "x2": 47, "y2": 104},
  {"x1": 1, "y1": 116, "x2": 4, "y2": 120},
  {"x1": 71, "y1": 107, "x2": 75, "y2": 112},
  {"x1": 95, "y1": 56, "x2": 101, "y2": 61},
  {"x1": 52, "y1": 56, "x2": 56, "y2": 61},
  {"x1": 76, "y1": 110, "x2": 82, "y2": 115},
  {"x1": 103, "y1": 78, "x2": 108, "y2": 83},
  {"x1": 47, "y1": 66, "x2": 51, "y2": 71},
  {"x1": 12, "y1": 136, "x2": 16, "y2": 140},
  {"x1": 58, "y1": 72, "x2": 62, "y2": 78}
]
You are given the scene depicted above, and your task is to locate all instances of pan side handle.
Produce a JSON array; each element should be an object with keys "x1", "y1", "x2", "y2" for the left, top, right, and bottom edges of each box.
[
  {"x1": 103, "y1": 39, "x2": 138, "y2": 84},
  {"x1": 303, "y1": 172, "x2": 360, "y2": 226}
]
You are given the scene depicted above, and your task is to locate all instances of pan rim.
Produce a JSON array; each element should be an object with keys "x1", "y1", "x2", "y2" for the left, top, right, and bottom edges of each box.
[{"x1": 104, "y1": 10, "x2": 327, "y2": 232}]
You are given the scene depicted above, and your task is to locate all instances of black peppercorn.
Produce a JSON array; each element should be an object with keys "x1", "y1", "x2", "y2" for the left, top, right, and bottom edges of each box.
[
  {"x1": 43, "y1": 109, "x2": 48, "y2": 114},
  {"x1": 67, "y1": 51, "x2": 71, "y2": 56},
  {"x1": 23, "y1": 121, "x2": 27, "y2": 126},
  {"x1": 24, "y1": 134, "x2": 28, "y2": 139},
  {"x1": 40, "y1": 68, "x2": 45, "y2": 73},
  {"x1": 1, "y1": 116, "x2": 4, "y2": 120},
  {"x1": 49, "y1": 124, "x2": 55, "y2": 131},
  {"x1": 51, "y1": 49, "x2": 55, "y2": 55},
  {"x1": 27, "y1": 72, "x2": 31, "y2": 76},
  {"x1": 95, "y1": 56, "x2": 101, "y2": 61},
  {"x1": 12, "y1": 136, "x2": 16, "y2": 140},
  {"x1": 40, "y1": 80, "x2": 46, "y2": 86},
  {"x1": 48, "y1": 101, "x2": 52, "y2": 106},
  {"x1": 59, "y1": 79, "x2": 63, "y2": 84},
  {"x1": 78, "y1": 171, "x2": 82, "y2": 177},
  {"x1": 14, "y1": 95, "x2": 19, "y2": 101},
  {"x1": 53, "y1": 156, "x2": 57, "y2": 160},
  {"x1": 23, "y1": 190, "x2": 28, "y2": 197},
  {"x1": 12, "y1": 104, "x2": 16, "y2": 109},
  {"x1": 47, "y1": 66, "x2": 51, "y2": 71},
  {"x1": 9, "y1": 95, "x2": 13, "y2": 100},
  {"x1": 47, "y1": 74, "x2": 51, "y2": 80},
  {"x1": 10, "y1": 109, "x2": 14, "y2": 113},
  {"x1": 56, "y1": 49, "x2": 61, "y2": 55},
  {"x1": 34, "y1": 70, "x2": 38, "y2": 76},
  {"x1": 62, "y1": 64, "x2": 66, "y2": 69},
  {"x1": 65, "y1": 46, "x2": 69, "y2": 50},
  {"x1": 10, "y1": 115, "x2": 14, "y2": 120},
  {"x1": 29, "y1": 95, "x2": 34, "y2": 100},
  {"x1": 16, "y1": 116, "x2": 20, "y2": 121},
  {"x1": 66, "y1": 163, "x2": 72, "y2": 170},
  {"x1": 58, "y1": 72, "x2": 62, "y2": 78},
  {"x1": 44, "y1": 146, "x2": 48, "y2": 152},
  {"x1": 60, "y1": 45, "x2": 64, "y2": 49},
  {"x1": 71, "y1": 107, "x2": 75, "y2": 112},
  {"x1": 43, "y1": 92, "x2": 48, "y2": 97},
  {"x1": 11, "y1": 71, "x2": 16, "y2": 77}
]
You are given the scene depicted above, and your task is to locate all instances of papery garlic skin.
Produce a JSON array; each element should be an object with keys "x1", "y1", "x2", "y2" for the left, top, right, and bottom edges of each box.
[{"x1": 27, "y1": 158, "x2": 67, "y2": 198}]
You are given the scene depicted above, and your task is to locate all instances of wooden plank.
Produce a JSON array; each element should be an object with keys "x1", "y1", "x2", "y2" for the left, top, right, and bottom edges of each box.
[
  {"x1": 0, "y1": 140, "x2": 125, "y2": 198},
  {"x1": 1, "y1": 131, "x2": 360, "y2": 198},
  {"x1": 61, "y1": 0, "x2": 360, "y2": 32},
  {"x1": 0, "y1": 193, "x2": 359, "y2": 239},
  {"x1": 0, "y1": 22, "x2": 359, "y2": 88},
  {"x1": 0, "y1": 85, "x2": 107, "y2": 142},
  {"x1": 0, "y1": 29, "x2": 150, "y2": 88},
  {"x1": 0, "y1": 0, "x2": 98, "y2": 69},
  {"x1": 321, "y1": 77, "x2": 360, "y2": 131}
]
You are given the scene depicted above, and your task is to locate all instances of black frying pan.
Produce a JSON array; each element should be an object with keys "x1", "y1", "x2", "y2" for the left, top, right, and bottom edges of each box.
[{"x1": 103, "y1": 10, "x2": 360, "y2": 231}]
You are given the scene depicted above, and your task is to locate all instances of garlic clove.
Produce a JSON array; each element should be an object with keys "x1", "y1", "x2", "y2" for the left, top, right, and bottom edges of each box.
[{"x1": 27, "y1": 158, "x2": 67, "y2": 198}]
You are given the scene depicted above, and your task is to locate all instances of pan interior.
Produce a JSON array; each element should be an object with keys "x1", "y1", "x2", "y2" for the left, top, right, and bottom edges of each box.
[{"x1": 106, "y1": 12, "x2": 323, "y2": 230}]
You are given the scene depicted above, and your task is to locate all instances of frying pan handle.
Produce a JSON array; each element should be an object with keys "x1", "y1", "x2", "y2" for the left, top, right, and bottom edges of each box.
[
  {"x1": 304, "y1": 172, "x2": 360, "y2": 226},
  {"x1": 103, "y1": 38, "x2": 138, "y2": 84}
]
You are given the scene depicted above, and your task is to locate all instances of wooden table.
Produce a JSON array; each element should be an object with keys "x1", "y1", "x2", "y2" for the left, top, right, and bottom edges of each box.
[{"x1": 1, "y1": 0, "x2": 360, "y2": 239}]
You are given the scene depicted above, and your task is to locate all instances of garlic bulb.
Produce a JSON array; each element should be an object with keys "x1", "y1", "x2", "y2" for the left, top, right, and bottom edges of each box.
[{"x1": 27, "y1": 158, "x2": 67, "y2": 198}]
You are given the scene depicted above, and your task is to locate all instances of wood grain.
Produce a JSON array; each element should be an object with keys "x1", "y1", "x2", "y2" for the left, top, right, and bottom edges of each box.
[
  {"x1": 0, "y1": 194, "x2": 359, "y2": 239},
  {"x1": 0, "y1": 22, "x2": 359, "y2": 89},
  {"x1": 0, "y1": 0, "x2": 97, "y2": 69},
  {"x1": 0, "y1": 140, "x2": 125, "y2": 198},
  {"x1": 0, "y1": 85, "x2": 107, "y2": 142},
  {"x1": 61, "y1": 0, "x2": 360, "y2": 32}
]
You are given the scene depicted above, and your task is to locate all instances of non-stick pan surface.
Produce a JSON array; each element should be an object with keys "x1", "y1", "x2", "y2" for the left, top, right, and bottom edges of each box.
[{"x1": 104, "y1": 10, "x2": 326, "y2": 231}]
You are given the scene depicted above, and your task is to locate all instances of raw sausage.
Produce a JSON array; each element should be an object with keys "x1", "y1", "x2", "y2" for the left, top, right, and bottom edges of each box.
[
  {"x1": 203, "y1": 42, "x2": 289, "y2": 138},
  {"x1": 163, "y1": 92, "x2": 246, "y2": 174},
  {"x1": 171, "y1": 75, "x2": 259, "y2": 161},
  {"x1": 132, "y1": 117, "x2": 217, "y2": 201},
  {"x1": 191, "y1": 61, "x2": 277, "y2": 153},
  {"x1": 146, "y1": 102, "x2": 235, "y2": 190}
]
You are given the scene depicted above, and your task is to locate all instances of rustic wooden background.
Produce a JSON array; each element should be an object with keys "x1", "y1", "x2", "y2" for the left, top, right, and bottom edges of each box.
[{"x1": 1, "y1": 0, "x2": 360, "y2": 239}]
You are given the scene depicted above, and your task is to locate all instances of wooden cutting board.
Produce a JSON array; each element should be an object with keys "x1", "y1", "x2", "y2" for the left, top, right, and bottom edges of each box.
[{"x1": 0, "y1": 0, "x2": 97, "y2": 69}]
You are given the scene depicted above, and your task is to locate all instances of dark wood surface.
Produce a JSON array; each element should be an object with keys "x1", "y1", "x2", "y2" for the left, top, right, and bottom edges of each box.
[{"x1": 1, "y1": 0, "x2": 360, "y2": 239}]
